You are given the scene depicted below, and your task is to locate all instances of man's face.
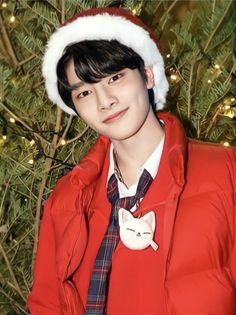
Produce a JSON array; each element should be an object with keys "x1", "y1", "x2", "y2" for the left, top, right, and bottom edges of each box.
[{"x1": 66, "y1": 58, "x2": 154, "y2": 141}]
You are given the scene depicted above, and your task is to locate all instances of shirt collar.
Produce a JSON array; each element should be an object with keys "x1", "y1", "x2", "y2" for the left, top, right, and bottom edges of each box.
[{"x1": 107, "y1": 135, "x2": 165, "y2": 188}]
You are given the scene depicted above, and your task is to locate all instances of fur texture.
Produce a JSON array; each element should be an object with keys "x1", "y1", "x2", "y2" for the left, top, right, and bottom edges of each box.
[{"x1": 42, "y1": 10, "x2": 169, "y2": 115}]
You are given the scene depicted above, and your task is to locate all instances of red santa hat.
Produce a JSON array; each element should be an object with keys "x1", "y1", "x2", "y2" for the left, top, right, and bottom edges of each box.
[{"x1": 42, "y1": 7, "x2": 169, "y2": 115}]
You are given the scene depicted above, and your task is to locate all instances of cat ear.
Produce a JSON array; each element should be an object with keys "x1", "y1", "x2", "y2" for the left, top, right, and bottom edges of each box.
[
  {"x1": 142, "y1": 211, "x2": 156, "y2": 231},
  {"x1": 118, "y1": 208, "x2": 134, "y2": 226}
]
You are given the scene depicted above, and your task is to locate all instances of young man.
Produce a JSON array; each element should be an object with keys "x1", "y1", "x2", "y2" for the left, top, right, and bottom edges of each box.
[{"x1": 28, "y1": 7, "x2": 236, "y2": 315}]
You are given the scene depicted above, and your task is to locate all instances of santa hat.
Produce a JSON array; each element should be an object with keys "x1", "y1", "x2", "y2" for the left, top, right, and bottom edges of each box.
[{"x1": 42, "y1": 7, "x2": 169, "y2": 115}]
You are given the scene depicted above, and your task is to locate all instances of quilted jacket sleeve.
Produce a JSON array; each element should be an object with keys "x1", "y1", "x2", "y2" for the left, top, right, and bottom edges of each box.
[
  {"x1": 230, "y1": 148, "x2": 236, "y2": 284},
  {"x1": 27, "y1": 197, "x2": 62, "y2": 315}
]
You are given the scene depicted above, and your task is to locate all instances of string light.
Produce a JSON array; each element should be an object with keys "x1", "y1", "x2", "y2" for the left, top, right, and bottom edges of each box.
[
  {"x1": 28, "y1": 159, "x2": 34, "y2": 165},
  {"x1": 231, "y1": 97, "x2": 235, "y2": 103},
  {"x1": 60, "y1": 139, "x2": 67, "y2": 146},
  {"x1": 166, "y1": 54, "x2": 171, "y2": 58},
  {"x1": 2, "y1": 135, "x2": 7, "y2": 140},
  {"x1": 9, "y1": 117, "x2": 15, "y2": 123},
  {"x1": 9, "y1": 15, "x2": 16, "y2": 23},
  {"x1": 1, "y1": 2, "x2": 7, "y2": 8},
  {"x1": 130, "y1": 3, "x2": 142, "y2": 16},
  {"x1": 30, "y1": 140, "x2": 35, "y2": 146},
  {"x1": 223, "y1": 141, "x2": 230, "y2": 147},
  {"x1": 214, "y1": 64, "x2": 220, "y2": 69},
  {"x1": 207, "y1": 79, "x2": 212, "y2": 84}
]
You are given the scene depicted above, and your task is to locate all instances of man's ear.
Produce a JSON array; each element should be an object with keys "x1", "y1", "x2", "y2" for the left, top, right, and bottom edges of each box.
[{"x1": 145, "y1": 65, "x2": 155, "y2": 89}]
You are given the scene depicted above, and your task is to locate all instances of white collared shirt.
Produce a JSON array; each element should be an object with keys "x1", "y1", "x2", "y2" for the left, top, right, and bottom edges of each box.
[{"x1": 107, "y1": 136, "x2": 165, "y2": 211}]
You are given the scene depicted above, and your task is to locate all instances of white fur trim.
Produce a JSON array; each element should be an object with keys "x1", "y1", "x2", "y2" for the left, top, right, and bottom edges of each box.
[{"x1": 42, "y1": 13, "x2": 169, "y2": 115}]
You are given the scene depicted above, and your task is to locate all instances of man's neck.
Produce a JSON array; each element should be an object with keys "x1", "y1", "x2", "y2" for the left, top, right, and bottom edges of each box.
[{"x1": 111, "y1": 109, "x2": 164, "y2": 187}]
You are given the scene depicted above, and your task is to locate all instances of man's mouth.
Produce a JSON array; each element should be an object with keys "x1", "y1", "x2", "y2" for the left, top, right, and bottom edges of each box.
[{"x1": 103, "y1": 108, "x2": 128, "y2": 124}]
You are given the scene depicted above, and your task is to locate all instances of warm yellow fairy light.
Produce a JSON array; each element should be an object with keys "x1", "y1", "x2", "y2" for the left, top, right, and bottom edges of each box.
[
  {"x1": 207, "y1": 79, "x2": 212, "y2": 84},
  {"x1": 9, "y1": 117, "x2": 15, "y2": 123},
  {"x1": 28, "y1": 159, "x2": 34, "y2": 165},
  {"x1": 166, "y1": 54, "x2": 171, "y2": 58},
  {"x1": 214, "y1": 64, "x2": 220, "y2": 69},
  {"x1": 60, "y1": 139, "x2": 66, "y2": 146},
  {"x1": 30, "y1": 139, "x2": 35, "y2": 146},
  {"x1": 3, "y1": 135, "x2": 7, "y2": 140},
  {"x1": 1, "y1": 2, "x2": 7, "y2": 8},
  {"x1": 132, "y1": 8, "x2": 137, "y2": 15},
  {"x1": 223, "y1": 142, "x2": 230, "y2": 147},
  {"x1": 9, "y1": 15, "x2": 15, "y2": 23},
  {"x1": 231, "y1": 97, "x2": 235, "y2": 103}
]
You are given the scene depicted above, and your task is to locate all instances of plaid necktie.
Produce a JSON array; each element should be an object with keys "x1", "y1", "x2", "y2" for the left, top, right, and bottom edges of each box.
[{"x1": 86, "y1": 169, "x2": 153, "y2": 315}]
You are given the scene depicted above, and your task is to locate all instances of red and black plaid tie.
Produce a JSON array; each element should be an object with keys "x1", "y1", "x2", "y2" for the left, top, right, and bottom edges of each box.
[{"x1": 86, "y1": 169, "x2": 153, "y2": 315}]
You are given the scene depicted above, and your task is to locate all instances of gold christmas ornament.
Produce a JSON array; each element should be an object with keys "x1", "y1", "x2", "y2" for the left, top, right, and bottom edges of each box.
[
  {"x1": 224, "y1": 105, "x2": 231, "y2": 110},
  {"x1": 170, "y1": 74, "x2": 181, "y2": 84},
  {"x1": 223, "y1": 96, "x2": 235, "y2": 106},
  {"x1": 223, "y1": 108, "x2": 236, "y2": 118},
  {"x1": 219, "y1": 100, "x2": 236, "y2": 118}
]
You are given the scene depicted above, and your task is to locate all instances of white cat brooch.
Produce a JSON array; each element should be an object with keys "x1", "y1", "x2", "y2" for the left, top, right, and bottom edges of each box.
[{"x1": 118, "y1": 208, "x2": 159, "y2": 251}]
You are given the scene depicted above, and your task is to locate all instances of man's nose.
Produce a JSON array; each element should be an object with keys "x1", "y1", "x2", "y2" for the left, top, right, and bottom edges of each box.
[{"x1": 95, "y1": 86, "x2": 118, "y2": 110}]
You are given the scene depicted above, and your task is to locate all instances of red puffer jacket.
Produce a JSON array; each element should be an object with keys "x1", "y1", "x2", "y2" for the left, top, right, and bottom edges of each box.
[{"x1": 27, "y1": 112, "x2": 236, "y2": 315}]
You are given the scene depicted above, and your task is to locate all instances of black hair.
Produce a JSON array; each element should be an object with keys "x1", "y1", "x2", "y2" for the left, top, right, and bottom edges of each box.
[{"x1": 56, "y1": 40, "x2": 155, "y2": 113}]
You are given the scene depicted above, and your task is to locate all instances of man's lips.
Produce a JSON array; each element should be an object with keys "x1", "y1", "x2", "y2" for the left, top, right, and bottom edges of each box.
[{"x1": 103, "y1": 108, "x2": 128, "y2": 124}]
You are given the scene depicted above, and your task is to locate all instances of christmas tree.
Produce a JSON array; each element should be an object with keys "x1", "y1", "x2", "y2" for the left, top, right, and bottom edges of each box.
[{"x1": 0, "y1": 0, "x2": 235, "y2": 313}]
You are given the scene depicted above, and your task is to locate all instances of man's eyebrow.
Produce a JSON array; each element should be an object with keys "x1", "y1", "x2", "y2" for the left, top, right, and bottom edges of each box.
[{"x1": 69, "y1": 81, "x2": 85, "y2": 91}]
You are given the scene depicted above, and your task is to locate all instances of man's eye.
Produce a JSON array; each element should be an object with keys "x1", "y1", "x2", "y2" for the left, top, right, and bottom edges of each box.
[
  {"x1": 109, "y1": 73, "x2": 123, "y2": 83},
  {"x1": 126, "y1": 228, "x2": 135, "y2": 232},
  {"x1": 77, "y1": 90, "x2": 91, "y2": 99}
]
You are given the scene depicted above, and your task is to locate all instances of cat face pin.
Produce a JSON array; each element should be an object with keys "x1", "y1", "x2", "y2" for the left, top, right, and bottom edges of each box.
[{"x1": 118, "y1": 208, "x2": 159, "y2": 251}]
